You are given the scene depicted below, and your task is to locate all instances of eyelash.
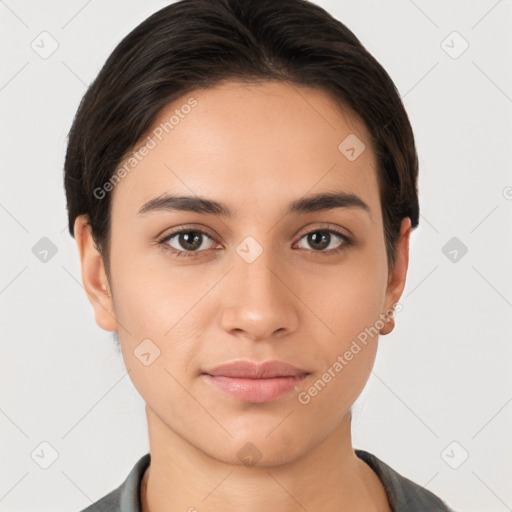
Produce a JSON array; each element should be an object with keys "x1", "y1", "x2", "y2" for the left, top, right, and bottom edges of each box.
[{"x1": 156, "y1": 226, "x2": 353, "y2": 259}]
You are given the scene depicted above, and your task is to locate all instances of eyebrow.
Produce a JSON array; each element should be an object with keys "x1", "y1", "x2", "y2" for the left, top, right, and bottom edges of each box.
[{"x1": 138, "y1": 190, "x2": 371, "y2": 218}]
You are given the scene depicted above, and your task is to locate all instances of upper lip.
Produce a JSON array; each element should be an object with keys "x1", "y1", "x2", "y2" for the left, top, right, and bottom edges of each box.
[{"x1": 203, "y1": 360, "x2": 309, "y2": 378}]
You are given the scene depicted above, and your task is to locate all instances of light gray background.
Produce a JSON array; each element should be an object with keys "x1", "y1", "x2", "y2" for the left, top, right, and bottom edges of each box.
[{"x1": 1, "y1": 1, "x2": 511, "y2": 511}]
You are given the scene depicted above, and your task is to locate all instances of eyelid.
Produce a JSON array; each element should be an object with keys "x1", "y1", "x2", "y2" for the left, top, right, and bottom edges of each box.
[
  {"x1": 295, "y1": 222, "x2": 352, "y2": 241},
  {"x1": 157, "y1": 224, "x2": 219, "y2": 243}
]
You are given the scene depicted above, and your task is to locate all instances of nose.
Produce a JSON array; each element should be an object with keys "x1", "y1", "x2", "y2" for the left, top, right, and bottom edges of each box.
[{"x1": 219, "y1": 244, "x2": 300, "y2": 342}]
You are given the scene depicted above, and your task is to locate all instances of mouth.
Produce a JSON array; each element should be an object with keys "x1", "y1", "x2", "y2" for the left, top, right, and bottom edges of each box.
[{"x1": 201, "y1": 360, "x2": 310, "y2": 403}]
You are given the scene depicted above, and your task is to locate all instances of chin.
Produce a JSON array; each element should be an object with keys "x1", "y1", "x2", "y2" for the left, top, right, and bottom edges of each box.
[{"x1": 197, "y1": 428, "x2": 313, "y2": 468}]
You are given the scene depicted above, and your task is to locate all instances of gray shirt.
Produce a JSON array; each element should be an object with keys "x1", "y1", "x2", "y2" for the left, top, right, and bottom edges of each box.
[{"x1": 77, "y1": 450, "x2": 455, "y2": 511}]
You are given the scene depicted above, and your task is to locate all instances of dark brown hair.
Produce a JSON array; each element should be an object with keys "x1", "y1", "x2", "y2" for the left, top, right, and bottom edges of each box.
[{"x1": 64, "y1": 0, "x2": 419, "y2": 277}]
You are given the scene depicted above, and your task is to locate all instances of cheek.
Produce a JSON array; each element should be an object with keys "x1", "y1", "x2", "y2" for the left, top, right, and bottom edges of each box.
[
  {"x1": 314, "y1": 252, "x2": 388, "y2": 342},
  {"x1": 304, "y1": 244, "x2": 388, "y2": 400},
  {"x1": 109, "y1": 249, "x2": 213, "y2": 379},
  {"x1": 297, "y1": 265, "x2": 387, "y2": 420},
  {"x1": 108, "y1": 244, "x2": 189, "y2": 334}
]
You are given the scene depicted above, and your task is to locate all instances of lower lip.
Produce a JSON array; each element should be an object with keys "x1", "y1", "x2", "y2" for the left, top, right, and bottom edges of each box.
[{"x1": 203, "y1": 374, "x2": 309, "y2": 403}]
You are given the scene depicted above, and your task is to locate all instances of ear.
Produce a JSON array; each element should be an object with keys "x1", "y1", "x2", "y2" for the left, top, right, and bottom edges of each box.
[
  {"x1": 73, "y1": 215, "x2": 118, "y2": 332},
  {"x1": 380, "y1": 217, "x2": 411, "y2": 335}
]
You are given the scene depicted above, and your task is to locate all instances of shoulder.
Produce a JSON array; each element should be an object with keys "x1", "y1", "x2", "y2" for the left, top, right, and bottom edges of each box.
[
  {"x1": 77, "y1": 488, "x2": 121, "y2": 512},
  {"x1": 75, "y1": 453, "x2": 151, "y2": 512},
  {"x1": 355, "y1": 449, "x2": 456, "y2": 511}
]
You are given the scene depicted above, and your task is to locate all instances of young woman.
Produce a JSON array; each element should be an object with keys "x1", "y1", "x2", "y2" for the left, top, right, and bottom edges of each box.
[{"x1": 65, "y1": 0, "x2": 454, "y2": 510}]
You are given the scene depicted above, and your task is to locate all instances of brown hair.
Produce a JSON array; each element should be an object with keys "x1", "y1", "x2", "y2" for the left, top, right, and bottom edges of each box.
[{"x1": 64, "y1": 0, "x2": 419, "y2": 277}]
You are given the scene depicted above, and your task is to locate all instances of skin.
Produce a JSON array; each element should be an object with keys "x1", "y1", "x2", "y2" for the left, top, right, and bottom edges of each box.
[{"x1": 74, "y1": 80, "x2": 411, "y2": 512}]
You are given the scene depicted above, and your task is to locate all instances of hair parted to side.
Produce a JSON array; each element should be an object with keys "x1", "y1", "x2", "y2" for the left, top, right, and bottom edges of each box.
[{"x1": 64, "y1": 0, "x2": 419, "y2": 279}]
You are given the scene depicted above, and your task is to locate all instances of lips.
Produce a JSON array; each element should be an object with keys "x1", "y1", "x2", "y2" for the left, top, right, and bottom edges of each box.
[
  {"x1": 203, "y1": 360, "x2": 309, "y2": 379},
  {"x1": 202, "y1": 360, "x2": 310, "y2": 403}
]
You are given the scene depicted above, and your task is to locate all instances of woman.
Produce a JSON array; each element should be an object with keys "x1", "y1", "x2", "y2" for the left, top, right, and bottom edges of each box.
[{"x1": 65, "y1": 0, "x2": 454, "y2": 510}]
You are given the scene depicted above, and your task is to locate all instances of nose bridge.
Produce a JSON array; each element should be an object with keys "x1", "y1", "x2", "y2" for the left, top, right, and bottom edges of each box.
[
  {"x1": 237, "y1": 243, "x2": 281, "y2": 299},
  {"x1": 219, "y1": 234, "x2": 299, "y2": 339}
]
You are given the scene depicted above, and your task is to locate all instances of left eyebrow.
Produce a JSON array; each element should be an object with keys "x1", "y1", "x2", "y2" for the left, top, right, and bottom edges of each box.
[
  {"x1": 288, "y1": 191, "x2": 371, "y2": 217},
  {"x1": 138, "y1": 190, "x2": 371, "y2": 218}
]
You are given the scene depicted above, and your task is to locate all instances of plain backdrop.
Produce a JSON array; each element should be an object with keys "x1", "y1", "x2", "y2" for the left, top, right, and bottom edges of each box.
[{"x1": 1, "y1": 1, "x2": 511, "y2": 511}]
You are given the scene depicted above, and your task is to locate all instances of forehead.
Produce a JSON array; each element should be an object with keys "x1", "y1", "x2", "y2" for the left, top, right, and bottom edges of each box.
[{"x1": 110, "y1": 80, "x2": 379, "y2": 220}]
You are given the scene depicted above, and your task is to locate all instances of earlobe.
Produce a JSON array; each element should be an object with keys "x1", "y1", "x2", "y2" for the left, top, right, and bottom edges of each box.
[
  {"x1": 380, "y1": 217, "x2": 411, "y2": 335},
  {"x1": 74, "y1": 215, "x2": 118, "y2": 332}
]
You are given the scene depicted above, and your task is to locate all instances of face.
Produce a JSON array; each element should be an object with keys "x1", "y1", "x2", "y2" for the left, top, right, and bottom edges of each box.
[{"x1": 76, "y1": 80, "x2": 410, "y2": 466}]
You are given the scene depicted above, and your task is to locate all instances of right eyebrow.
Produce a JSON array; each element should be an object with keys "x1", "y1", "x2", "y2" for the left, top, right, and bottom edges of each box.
[{"x1": 138, "y1": 194, "x2": 233, "y2": 216}]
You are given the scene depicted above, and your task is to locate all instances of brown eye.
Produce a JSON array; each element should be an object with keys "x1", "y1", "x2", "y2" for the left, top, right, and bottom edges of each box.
[
  {"x1": 160, "y1": 230, "x2": 216, "y2": 256},
  {"x1": 296, "y1": 229, "x2": 351, "y2": 253}
]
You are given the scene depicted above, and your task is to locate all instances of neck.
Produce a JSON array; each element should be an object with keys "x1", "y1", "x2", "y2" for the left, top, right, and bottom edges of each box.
[{"x1": 141, "y1": 407, "x2": 390, "y2": 512}]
